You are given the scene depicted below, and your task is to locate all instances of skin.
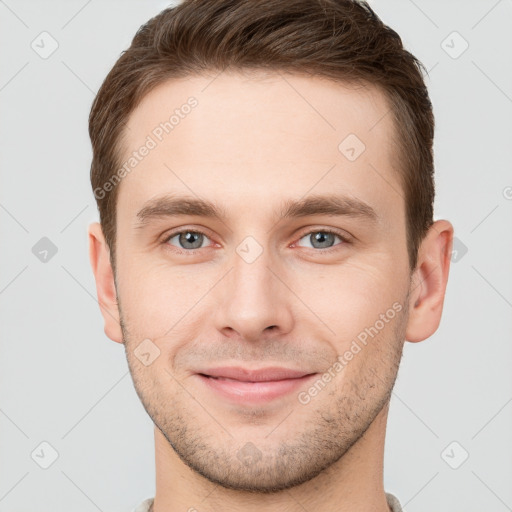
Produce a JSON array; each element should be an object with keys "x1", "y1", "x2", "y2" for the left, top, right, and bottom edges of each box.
[{"x1": 88, "y1": 71, "x2": 453, "y2": 512}]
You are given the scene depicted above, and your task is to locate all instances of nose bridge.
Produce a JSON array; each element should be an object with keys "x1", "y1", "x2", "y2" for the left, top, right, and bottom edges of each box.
[{"x1": 213, "y1": 235, "x2": 293, "y2": 340}]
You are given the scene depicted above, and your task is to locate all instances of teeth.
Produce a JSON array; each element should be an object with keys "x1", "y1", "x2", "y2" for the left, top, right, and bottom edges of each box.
[
  {"x1": 211, "y1": 376, "x2": 256, "y2": 382},
  {"x1": 207, "y1": 375, "x2": 303, "y2": 382}
]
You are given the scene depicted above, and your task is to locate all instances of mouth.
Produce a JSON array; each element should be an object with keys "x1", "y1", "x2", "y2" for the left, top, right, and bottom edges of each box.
[{"x1": 195, "y1": 366, "x2": 318, "y2": 404}]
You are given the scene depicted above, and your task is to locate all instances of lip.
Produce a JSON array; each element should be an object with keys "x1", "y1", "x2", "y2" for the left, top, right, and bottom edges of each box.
[{"x1": 195, "y1": 366, "x2": 318, "y2": 404}]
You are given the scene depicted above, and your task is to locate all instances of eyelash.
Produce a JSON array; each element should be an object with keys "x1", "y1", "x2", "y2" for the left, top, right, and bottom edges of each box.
[
  {"x1": 162, "y1": 227, "x2": 351, "y2": 255},
  {"x1": 293, "y1": 228, "x2": 351, "y2": 253}
]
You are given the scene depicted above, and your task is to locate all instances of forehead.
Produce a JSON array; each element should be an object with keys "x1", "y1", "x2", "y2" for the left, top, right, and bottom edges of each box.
[{"x1": 116, "y1": 71, "x2": 401, "y2": 222}]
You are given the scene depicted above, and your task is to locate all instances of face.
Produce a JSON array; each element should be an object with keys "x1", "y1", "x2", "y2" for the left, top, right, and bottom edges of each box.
[{"x1": 111, "y1": 71, "x2": 413, "y2": 491}]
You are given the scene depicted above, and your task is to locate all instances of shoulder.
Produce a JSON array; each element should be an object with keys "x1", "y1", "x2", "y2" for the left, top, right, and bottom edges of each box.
[
  {"x1": 132, "y1": 497, "x2": 154, "y2": 512},
  {"x1": 386, "y1": 492, "x2": 403, "y2": 512}
]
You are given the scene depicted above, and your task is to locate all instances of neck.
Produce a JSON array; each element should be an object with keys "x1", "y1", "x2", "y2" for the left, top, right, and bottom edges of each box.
[{"x1": 152, "y1": 404, "x2": 391, "y2": 512}]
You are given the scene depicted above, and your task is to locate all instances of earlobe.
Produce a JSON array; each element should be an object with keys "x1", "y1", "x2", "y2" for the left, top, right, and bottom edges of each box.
[
  {"x1": 88, "y1": 222, "x2": 124, "y2": 344},
  {"x1": 405, "y1": 219, "x2": 454, "y2": 343}
]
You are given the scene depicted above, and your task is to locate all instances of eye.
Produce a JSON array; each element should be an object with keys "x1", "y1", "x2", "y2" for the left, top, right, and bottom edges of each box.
[
  {"x1": 165, "y1": 230, "x2": 211, "y2": 251},
  {"x1": 295, "y1": 229, "x2": 348, "y2": 250},
  {"x1": 162, "y1": 227, "x2": 349, "y2": 255}
]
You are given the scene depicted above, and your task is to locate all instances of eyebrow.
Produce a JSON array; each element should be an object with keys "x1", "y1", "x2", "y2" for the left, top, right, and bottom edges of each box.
[{"x1": 135, "y1": 193, "x2": 379, "y2": 228}]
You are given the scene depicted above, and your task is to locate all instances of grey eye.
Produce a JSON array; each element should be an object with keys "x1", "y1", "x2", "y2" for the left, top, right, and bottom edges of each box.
[
  {"x1": 297, "y1": 231, "x2": 342, "y2": 249},
  {"x1": 168, "y1": 231, "x2": 208, "y2": 250}
]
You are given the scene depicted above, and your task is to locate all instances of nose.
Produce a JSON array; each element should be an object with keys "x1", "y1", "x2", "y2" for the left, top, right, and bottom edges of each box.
[{"x1": 212, "y1": 243, "x2": 294, "y2": 342}]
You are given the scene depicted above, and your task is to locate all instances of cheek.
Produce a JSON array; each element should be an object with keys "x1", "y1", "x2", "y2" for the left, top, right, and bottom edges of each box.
[
  {"x1": 289, "y1": 259, "x2": 403, "y2": 344},
  {"x1": 116, "y1": 237, "x2": 409, "y2": 347},
  {"x1": 117, "y1": 259, "x2": 213, "y2": 340}
]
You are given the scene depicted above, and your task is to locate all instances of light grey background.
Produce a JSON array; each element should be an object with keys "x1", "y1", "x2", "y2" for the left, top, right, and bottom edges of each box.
[{"x1": 1, "y1": 1, "x2": 511, "y2": 511}]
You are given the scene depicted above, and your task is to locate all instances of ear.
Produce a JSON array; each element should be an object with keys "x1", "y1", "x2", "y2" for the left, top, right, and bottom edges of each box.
[
  {"x1": 405, "y1": 219, "x2": 454, "y2": 343},
  {"x1": 88, "y1": 222, "x2": 123, "y2": 344}
]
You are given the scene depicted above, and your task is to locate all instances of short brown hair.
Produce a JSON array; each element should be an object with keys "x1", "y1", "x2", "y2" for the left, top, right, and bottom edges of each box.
[{"x1": 89, "y1": 0, "x2": 434, "y2": 272}]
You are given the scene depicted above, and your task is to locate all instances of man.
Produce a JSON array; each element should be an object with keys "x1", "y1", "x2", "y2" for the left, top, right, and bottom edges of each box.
[{"x1": 88, "y1": 1, "x2": 453, "y2": 510}]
